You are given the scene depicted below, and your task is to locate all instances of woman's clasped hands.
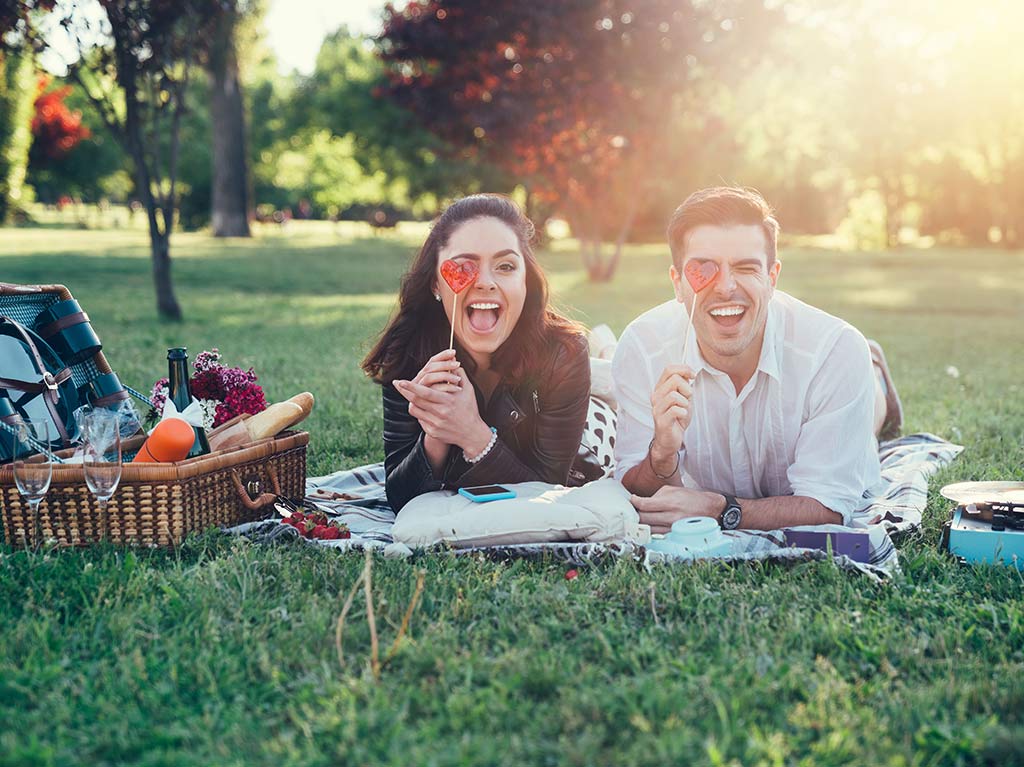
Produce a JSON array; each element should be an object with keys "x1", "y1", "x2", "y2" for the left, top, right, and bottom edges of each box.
[{"x1": 393, "y1": 348, "x2": 492, "y2": 457}]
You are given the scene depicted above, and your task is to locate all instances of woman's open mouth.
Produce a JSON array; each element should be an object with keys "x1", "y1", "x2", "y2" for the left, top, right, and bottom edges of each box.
[{"x1": 466, "y1": 301, "x2": 502, "y2": 333}]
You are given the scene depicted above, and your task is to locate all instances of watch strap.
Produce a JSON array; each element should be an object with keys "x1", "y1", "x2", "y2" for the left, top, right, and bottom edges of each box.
[{"x1": 719, "y1": 494, "x2": 742, "y2": 530}]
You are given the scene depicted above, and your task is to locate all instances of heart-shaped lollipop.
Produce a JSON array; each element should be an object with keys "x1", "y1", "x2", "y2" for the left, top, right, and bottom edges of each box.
[
  {"x1": 683, "y1": 260, "x2": 719, "y2": 293},
  {"x1": 439, "y1": 259, "x2": 480, "y2": 350},
  {"x1": 440, "y1": 259, "x2": 479, "y2": 294},
  {"x1": 680, "y1": 260, "x2": 721, "y2": 362}
]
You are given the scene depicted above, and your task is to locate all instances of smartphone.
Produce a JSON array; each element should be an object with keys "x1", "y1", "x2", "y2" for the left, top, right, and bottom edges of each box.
[{"x1": 458, "y1": 484, "x2": 517, "y2": 502}]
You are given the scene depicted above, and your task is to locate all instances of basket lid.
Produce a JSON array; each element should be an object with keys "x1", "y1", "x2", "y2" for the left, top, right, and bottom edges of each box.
[{"x1": 0, "y1": 318, "x2": 80, "y2": 450}]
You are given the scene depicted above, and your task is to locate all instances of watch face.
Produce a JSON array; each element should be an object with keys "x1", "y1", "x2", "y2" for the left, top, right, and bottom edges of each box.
[{"x1": 721, "y1": 505, "x2": 742, "y2": 530}]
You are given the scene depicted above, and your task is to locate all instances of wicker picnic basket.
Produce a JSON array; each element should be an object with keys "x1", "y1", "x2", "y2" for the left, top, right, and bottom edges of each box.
[{"x1": 0, "y1": 283, "x2": 308, "y2": 547}]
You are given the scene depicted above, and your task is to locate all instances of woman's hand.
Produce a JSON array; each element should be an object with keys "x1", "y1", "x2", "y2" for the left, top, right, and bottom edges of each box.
[
  {"x1": 394, "y1": 359, "x2": 492, "y2": 455},
  {"x1": 410, "y1": 349, "x2": 463, "y2": 393}
]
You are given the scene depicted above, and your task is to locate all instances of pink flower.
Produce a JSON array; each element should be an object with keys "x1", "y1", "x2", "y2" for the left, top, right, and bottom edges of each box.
[{"x1": 148, "y1": 350, "x2": 267, "y2": 430}]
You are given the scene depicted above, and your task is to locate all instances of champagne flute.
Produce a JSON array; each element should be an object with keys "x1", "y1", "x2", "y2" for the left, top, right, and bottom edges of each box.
[
  {"x1": 12, "y1": 420, "x2": 53, "y2": 547},
  {"x1": 81, "y1": 409, "x2": 122, "y2": 540}
]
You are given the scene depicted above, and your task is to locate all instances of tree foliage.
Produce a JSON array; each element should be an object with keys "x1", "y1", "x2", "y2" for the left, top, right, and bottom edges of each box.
[
  {"x1": 290, "y1": 27, "x2": 507, "y2": 216},
  {"x1": 379, "y1": 0, "x2": 778, "y2": 279},
  {"x1": 29, "y1": 75, "x2": 90, "y2": 162},
  {"x1": 3, "y1": 0, "x2": 226, "y2": 319},
  {"x1": 0, "y1": 50, "x2": 36, "y2": 222}
]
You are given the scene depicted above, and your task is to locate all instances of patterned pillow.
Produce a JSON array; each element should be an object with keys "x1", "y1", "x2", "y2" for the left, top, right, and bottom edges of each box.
[{"x1": 572, "y1": 395, "x2": 617, "y2": 482}]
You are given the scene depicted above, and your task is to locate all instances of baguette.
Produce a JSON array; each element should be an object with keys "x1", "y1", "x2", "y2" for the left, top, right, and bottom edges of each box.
[
  {"x1": 245, "y1": 401, "x2": 304, "y2": 441},
  {"x1": 288, "y1": 391, "x2": 315, "y2": 417}
]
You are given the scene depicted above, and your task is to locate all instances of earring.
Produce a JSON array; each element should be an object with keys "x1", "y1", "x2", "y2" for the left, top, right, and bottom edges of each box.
[{"x1": 433, "y1": 293, "x2": 441, "y2": 302}]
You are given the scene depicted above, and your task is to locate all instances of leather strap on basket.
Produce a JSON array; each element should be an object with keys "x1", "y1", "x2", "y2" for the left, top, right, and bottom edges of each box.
[
  {"x1": 230, "y1": 463, "x2": 282, "y2": 511},
  {"x1": 35, "y1": 311, "x2": 90, "y2": 339},
  {"x1": 91, "y1": 389, "x2": 130, "y2": 407},
  {"x1": 0, "y1": 315, "x2": 73, "y2": 446}
]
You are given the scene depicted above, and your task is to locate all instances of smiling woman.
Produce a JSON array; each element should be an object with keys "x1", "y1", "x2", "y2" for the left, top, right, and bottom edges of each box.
[{"x1": 361, "y1": 194, "x2": 592, "y2": 512}]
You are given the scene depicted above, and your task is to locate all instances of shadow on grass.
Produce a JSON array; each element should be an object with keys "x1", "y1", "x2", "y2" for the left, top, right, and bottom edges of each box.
[{"x1": 1, "y1": 237, "x2": 415, "y2": 297}]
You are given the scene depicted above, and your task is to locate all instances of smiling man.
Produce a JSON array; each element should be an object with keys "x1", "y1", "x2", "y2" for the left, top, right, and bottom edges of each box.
[{"x1": 613, "y1": 187, "x2": 900, "y2": 532}]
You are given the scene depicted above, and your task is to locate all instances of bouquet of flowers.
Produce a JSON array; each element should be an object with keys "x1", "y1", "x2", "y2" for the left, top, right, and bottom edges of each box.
[{"x1": 149, "y1": 349, "x2": 267, "y2": 429}]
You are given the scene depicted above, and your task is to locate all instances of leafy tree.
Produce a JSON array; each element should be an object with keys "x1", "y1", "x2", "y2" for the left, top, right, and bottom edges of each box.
[
  {"x1": 3, "y1": 0, "x2": 224, "y2": 320},
  {"x1": 379, "y1": 0, "x2": 777, "y2": 279},
  {"x1": 0, "y1": 49, "x2": 36, "y2": 222},
  {"x1": 26, "y1": 73, "x2": 132, "y2": 204},
  {"x1": 29, "y1": 75, "x2": 90, "y2": 162},
  {"x1": 294, "y1": 27, "x2": 506, "y2": 216}
]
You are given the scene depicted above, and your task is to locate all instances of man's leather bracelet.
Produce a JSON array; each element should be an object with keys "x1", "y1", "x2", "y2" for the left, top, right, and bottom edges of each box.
[{"x1": 647, "y1": 439, "x2": 679, "y2": 480}]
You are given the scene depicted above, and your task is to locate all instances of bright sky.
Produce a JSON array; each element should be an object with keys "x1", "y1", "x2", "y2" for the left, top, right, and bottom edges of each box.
[
  {"x1": 264, "y1": 0, "x2": 390, "y2": 74},
  {"x1": 38, "y1": 0, "x2": 391, "y2": 76}
]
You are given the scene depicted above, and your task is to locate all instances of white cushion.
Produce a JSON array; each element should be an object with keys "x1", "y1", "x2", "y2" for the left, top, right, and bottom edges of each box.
[{"x1": 392, "y1": 478, "x2": 649, "y2": 549}]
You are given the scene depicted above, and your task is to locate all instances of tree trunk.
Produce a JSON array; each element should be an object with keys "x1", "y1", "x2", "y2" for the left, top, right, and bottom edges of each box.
[
  {"x1": 150, "y1": 228, "x2": 182, "y2": 320},
  {"x1": 0, "y1": 52, "x2": 37, "y2": 224},
  {"x1": 600, "y1": 188, "x2": 644, "y2": 281},
  {"x1": 208, "y1": 8, "x2": 251, "y2": 237},
  {"x1": 124, "y1": 87, "x2": 183, "y2": 321}
]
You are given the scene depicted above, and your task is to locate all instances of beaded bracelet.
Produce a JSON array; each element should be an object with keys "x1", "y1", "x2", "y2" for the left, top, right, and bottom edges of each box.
[{"x1": 465, "y1": 427, "x2": 498, "y2": 463}]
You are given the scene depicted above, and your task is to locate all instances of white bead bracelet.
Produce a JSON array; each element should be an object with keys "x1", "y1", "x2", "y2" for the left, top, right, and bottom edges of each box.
[{"x1": 464, "y1": 427, "x2": 498, "y2": 463}]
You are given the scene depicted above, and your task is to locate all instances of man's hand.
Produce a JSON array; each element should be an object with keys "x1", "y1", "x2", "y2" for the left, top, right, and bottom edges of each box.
[
  {"x1": 649, "y1": 364, "x2": 695, "y2": 474},
  {"x1": 630, "y1": 486, "x2": 725, "y2": 534}
]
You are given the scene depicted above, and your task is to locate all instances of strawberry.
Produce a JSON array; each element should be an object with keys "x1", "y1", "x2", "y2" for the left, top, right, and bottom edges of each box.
[
  {"x1": 565, "y1": 569, "x2": 579, "y2": 581},
  {"x1": 311, "y1": 525, "x2": 330, "y2": 539},
  {"x1": 320, "y1": 527, "x2": 341, "y2": 540}
]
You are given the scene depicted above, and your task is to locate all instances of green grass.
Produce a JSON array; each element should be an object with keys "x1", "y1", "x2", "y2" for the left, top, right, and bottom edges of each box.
[{"x1": 1, "y1": 222, "x2": 1023, "y2": 766}]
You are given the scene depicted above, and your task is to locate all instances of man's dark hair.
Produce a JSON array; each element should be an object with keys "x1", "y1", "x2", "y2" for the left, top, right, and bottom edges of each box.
[{"x1": 666, "y1": 187, "x2": 779, "y2": 270}]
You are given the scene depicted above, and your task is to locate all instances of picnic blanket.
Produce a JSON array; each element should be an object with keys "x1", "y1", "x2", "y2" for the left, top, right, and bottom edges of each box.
[{"x1": 226, "y1": 433, "x2": 962, "y2": 579}]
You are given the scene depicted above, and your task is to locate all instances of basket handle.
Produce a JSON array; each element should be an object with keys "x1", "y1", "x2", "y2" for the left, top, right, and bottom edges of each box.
[{"x1": 230, "y1": 463, "x2": 282, "y2": 511}]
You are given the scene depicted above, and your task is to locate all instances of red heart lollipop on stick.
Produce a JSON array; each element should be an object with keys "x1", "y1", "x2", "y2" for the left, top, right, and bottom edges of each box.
[
  {"x1": 439, "y1": 259, "x2": 479, "y2": 349},
  {"x1": 684, "y1": 260, "x2": 719, "y2": 293},
  {"x1": 680, "y1": 260, "x2": 720, "y2": 361},
  {"x1": 441, "y1": 259, "x2": 479, "y2": 294}
]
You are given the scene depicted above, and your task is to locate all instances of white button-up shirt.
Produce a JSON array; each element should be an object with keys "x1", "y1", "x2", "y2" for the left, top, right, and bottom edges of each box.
[{"x1": 612, "y1": 291, "x2": 881, "y2": 524}]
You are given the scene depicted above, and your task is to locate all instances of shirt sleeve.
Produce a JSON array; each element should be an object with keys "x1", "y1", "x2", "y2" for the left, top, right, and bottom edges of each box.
[
  {"x1": 611, "y1": 324, "x2": 657, "y2": 481},
  {"x1": 381, "y1": 383, "x2": 445, "y2": 512},
  {"x1": 786, "y1": 327, "x2": 882, "y2": 524}
]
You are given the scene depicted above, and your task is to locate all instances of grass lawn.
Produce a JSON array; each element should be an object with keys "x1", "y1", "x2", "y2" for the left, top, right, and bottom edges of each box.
[{"x1": 1, "y1": 221, "x2": 1023, "y2": 766}]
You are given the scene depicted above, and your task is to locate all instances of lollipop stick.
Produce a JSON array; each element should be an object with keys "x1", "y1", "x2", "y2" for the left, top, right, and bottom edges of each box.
[
  {"x1": 449, "y1": 293, "x2": 458, "y2": 350},
  {"x1": 680, "y1": 295, "x2": 699, "y2": 361}
]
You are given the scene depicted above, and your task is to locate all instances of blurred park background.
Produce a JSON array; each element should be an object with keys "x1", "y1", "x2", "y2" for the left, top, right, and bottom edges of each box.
[{"x1": 2, "y1": 0, "x2": 1023, "y2": 317}]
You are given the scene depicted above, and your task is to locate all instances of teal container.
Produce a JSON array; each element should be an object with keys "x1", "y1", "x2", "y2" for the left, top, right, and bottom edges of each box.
[
  {"x1": 33, "y1": 299, "x2": 102, "y2": 366},
  {"x1": 77, "y1": 372, "x2": 129, "y2": 409}
]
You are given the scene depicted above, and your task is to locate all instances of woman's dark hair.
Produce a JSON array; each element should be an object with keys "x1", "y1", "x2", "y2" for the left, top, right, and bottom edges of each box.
[{"x1": 362, "y1": 194, "x2": 582, "y2": 385}]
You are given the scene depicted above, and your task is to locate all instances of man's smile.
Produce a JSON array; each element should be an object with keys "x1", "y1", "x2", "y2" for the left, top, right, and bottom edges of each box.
[{"x1": 707, "y1": 303, "x2": 747, "y2": 328}]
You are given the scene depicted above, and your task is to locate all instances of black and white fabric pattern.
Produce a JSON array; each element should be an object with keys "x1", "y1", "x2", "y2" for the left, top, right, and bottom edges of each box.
[{"x1": 226, "y1": 433, "x2": 963, "y2": 579}]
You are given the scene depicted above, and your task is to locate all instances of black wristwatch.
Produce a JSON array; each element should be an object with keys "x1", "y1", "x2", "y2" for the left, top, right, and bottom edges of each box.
[{"x1": 718, "y1": 494, "x2": 742, "y2": 530}]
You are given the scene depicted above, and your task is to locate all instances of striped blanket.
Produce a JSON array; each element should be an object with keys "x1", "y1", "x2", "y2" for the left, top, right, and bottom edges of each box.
[{"x1": 227, "y1": 433, "x2": 962, "y2": 579}]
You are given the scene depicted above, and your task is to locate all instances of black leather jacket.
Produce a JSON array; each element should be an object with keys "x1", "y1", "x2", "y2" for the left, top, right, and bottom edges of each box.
[{"x1": 382, "y1": 335, "x2": 591, "y2": 512}]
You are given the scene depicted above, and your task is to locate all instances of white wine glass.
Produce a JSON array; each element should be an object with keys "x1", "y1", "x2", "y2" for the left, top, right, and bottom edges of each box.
[
  {"x1": 81, "y1": 409, "x2": 122, "y2": 540},
  {"x1": 12, "y1": 419, "x2": 53, "y2": 547}
]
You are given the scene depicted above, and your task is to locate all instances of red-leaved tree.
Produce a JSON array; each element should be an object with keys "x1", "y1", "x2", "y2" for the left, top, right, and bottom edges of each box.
[
  {"x1": 29, "y1": 76, "x2": 90, "y2": 164},
  {"x1": 380, "y1": 0, "x2": 777, "y2": 280}
]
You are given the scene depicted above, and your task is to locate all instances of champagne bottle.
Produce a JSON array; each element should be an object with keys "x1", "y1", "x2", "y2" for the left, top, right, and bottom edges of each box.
[{"x1": 166, "y1": 347, "x2": 211, "y2": 459}]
